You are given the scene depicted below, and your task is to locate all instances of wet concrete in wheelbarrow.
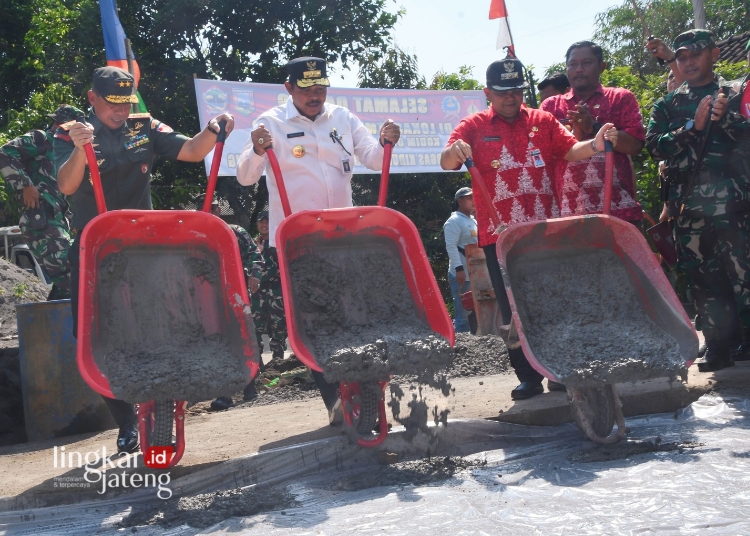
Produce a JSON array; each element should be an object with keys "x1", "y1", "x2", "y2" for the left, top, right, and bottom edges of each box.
[
  {"x1": 509, "y1": 249, "x2": 688, "y2": 388},
  {"x1": 287, "y1": 236, "x2": 455, "y2": 440},
  {"x1": 94, "y1": 249, "x2": 249, "y2": 404}
]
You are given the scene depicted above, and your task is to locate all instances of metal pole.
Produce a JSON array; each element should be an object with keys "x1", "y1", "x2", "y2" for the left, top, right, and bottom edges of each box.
[{"x1": 692, "y1": 0, "x2": 707, "y2": 29}]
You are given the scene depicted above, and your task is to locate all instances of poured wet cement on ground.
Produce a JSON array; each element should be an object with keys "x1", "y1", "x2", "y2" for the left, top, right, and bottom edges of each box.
[
  {"x1": 568, "y1": 439, "x2": 703, "y2": 463},
  {"x1": 325, "y1": 455, "x2": 486, "y2": 491},
  {"x1": 94, "y1": 249, "x2": 247, "y2": 403},
  {"x1": 509, "y1": 249, "x2": 685, "y2": 387},
  {"x1": 119, "y1": 486, "x2": 298, "y2": 529}
]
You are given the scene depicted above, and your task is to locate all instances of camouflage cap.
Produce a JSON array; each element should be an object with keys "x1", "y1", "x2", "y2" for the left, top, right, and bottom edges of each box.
[
  {"x1": 673, "y1": 29, "x2": 715, "y2": 54},
  {"x1": 92, "y1": 66, "x2": 139, "y2": 104},
  {"x1": 47, "y1": 104, "x2": 84, "y2": 124}
]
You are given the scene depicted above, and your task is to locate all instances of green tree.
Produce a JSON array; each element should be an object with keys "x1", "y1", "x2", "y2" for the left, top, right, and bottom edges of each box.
[
  {"x1": 358, "y1": 46, "x2": 426, "y2": 90},
  {"x1": 594, "y1": 0, "x2": 750, "y2": 78},
  {"x1": 429, "y1": 65, "x2": 482, "y2": 91}
]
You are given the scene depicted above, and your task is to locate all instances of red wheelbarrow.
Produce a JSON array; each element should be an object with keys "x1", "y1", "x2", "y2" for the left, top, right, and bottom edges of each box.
[
  {"x1": 266, "y1": 142, "x2": 455, "y2": 447},
  {"x1": 77, "y1": 121, "x2": 259, "y2": 467},
  {"x1": 466, "y1": 142, "x2": 698, "y2": 444}
]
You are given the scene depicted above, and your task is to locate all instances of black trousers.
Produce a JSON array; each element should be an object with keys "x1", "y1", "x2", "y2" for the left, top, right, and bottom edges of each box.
[
  {"x1": 69, "y1": 235, "x2": 137, "y2": 427},
  {"x1": 482, "y1": 244, "x2": 544, "y2": 384},
  {"x1": 311, "y1": 370, "x2": 339, "y2": 411}
]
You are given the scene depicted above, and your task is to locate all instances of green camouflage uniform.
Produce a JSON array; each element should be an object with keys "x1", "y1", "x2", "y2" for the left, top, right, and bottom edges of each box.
[
  {"x1": 252, "y1": 239, "x2": 287, "y2": 357},
  {"x1": 0, "y1": 129, "x2": 74, "y2": 297},
  {"x1": 646, "y1": 74, "x2": 750, "y2": 344},
  {"x1": 227, "y1": 223, "x2": 264, "y2": 286}
]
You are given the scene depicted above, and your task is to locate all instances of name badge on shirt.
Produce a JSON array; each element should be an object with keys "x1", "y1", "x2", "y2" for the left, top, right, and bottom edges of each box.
[
  {"x1": 287, "y1": 132, "x2": 305, "y2": 138},
  {"x1": 529, "y1": 148, "x2": 545, "y2": 168},
  {"x1": 483, "y1": 136, "x2": 501, "y2": 141},
  {"x1": 342, "y1": 159, "x2": 351, "y2": 173}
]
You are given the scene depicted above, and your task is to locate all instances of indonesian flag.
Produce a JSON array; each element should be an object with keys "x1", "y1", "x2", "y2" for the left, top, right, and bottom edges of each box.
[{"x1": 489, "y1": 0, "x2": 514, "y2": 51}]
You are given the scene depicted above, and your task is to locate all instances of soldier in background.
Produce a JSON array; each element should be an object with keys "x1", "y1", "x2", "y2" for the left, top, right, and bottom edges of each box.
[
  {"x1": 210, "y1": 199, "x2": 263, "y2": 410},
  {"x1": 646, "y1": 30, "x2": 750, "y2": 371},
  {"x1": 0, "y1": 104, "x2": 82, "y2": 299},
  {"x1": 253, "y1": 210, "x2": 288, "y2": 365}
]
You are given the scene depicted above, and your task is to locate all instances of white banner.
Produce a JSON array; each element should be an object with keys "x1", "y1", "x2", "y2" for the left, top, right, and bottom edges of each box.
[{"x1": 193, "y1": 79, "x2": 486, "y2": 175}]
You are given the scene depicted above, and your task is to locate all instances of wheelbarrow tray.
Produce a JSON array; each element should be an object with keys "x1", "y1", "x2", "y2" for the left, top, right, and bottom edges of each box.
[
  {"x1": 276, "y1": 205, "x2": 455, "y2": 372},
  {"x1": 497, "y1": 214, "x2": 698, "y2": 385},
  {"x1": 77, "y1": 209, "x2": 259, "y2": 401}
]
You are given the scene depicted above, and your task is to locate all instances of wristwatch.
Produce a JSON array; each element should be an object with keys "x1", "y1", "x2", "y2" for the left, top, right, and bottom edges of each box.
[{"x1": 685, "y1": 119, "x2": 697, "y2": 135}]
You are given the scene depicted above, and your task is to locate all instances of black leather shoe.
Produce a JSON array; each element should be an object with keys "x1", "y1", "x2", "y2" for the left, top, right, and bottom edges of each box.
[
  {"x1": 696, "y1": 345, "x2": 734, "y2": 372},
  {"x1": 117, "y1": 422, "x2": 140, "y2": 454},
  {"x1": 243, "y1": 381, "x2": 259, "y2": 401},
  {"x1": 547, "y1": 380, "x2": 566, "y2": 392},
  {"x1": 731, "y1": 341, "x2": 750, "y2": 362},
  {"x1": 210, "y1": 396, "x2": 234, "y2": 411},
  {"x1": 511, "y1": 381, "x2": 544, "y2": 400}
]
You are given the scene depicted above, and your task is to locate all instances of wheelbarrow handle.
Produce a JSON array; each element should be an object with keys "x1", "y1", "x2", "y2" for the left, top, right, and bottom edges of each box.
[
  {"x1": 602, "y1": 140, "x2": 614, "y2": 216},
  {"x1": 202, "y1": 119, "x2": 227, "y2": 213},
  {"x1": 464, "y1": 157, "x2": 502, "y2": 229},
  {"x1": 265, "y1": 146, "x2": 293, "y2": 218},
  {"x1": 377, "y1": 140, "x2": 393, "y2": 207},
  {"x1": 77, "y1": 116, "x2": 107, "y2": 214}
]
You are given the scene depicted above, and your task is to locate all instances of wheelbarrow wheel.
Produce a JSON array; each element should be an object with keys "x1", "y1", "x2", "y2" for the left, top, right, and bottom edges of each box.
[
  {"x1": 150, "y1": 400, "x2": 174, "y2": 446},
  {"x1": 354, "y1": 382, "x2": 380, "y2": 436},
  {"x1": 568, "y1": 384, "x2": 616, "y2": 440}
]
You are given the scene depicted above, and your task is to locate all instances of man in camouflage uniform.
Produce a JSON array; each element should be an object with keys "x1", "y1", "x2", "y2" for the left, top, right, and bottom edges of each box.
[
  {"x1": 0, "y1": 104, "x2": 82, "y2": 299},
  {"x1": 210, "y1": 200, "x2": 264, "y2": 410},
  {"x1": 252, "y1": 210, "x2": 288, "y2": 363},
  {"x1": 646, "y1": 30, "x2": 750, "y2": 371}
]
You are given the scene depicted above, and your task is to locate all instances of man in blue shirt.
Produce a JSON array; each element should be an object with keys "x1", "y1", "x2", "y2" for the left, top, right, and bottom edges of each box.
[{"x1": 444, "y1": 187, "x2": 478, "y2": 333}]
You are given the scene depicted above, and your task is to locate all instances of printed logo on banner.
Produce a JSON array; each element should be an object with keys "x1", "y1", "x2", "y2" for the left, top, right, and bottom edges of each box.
[
  {"x1": 203, "y1": 87, "x2": 228, "y2": 114},
  {"x1": 232, "y1": 89, "x2": 254, "y2": 115},
  {"x1": 466, "y1": 103, "x2": 480, "y2": 115},
  {"x1": 442, "y1": 96, "x2": 460, "y2": 118}
]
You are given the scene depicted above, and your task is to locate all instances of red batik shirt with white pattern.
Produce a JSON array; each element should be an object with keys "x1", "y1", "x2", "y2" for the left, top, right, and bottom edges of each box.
[
  {"x1": 447, "y1": 105, "x2": 577, "y2": 247},
  {"x1": 540, "y1": 85, "x2": 645, "y2": 221}
]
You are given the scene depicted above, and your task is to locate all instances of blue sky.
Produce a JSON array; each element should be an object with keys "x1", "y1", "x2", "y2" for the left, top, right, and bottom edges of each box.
[{"x1": 331, "y1": 0, "x2": 624, "y2": 88}]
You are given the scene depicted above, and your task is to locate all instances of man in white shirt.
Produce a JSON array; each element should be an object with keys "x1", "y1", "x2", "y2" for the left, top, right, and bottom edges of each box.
[
  {"x1": 443, "y1": 187, "x2": 477, "y2": 333},
  {"x1": 236, "y1": 56, "x2": 400, "y2": 424}
]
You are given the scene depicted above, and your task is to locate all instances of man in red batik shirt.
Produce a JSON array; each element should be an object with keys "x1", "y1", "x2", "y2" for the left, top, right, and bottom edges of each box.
[
  {"x1": 441, "y1": 53, "x2": 618, "y2": 401},
  {"x1": 541, "y1": 41, "x2": 645, "y2": 224}
]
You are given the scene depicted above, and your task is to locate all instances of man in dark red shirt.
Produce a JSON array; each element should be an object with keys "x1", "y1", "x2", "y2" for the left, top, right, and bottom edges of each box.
[
  {"x1": 441, "y1": 53, "x2": 617, "y2": 400},
  {"x1": 541, "y1": 41, "x2": 645, "y2": 224}
]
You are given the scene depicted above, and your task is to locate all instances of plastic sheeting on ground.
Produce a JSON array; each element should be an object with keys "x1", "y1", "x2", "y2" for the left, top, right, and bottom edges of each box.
[{"x1": 3, "y1": 393, "x2": 750, "y2": 535}]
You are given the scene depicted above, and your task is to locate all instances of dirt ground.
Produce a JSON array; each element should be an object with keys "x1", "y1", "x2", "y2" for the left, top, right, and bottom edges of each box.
[
  {"x1": 0, "y1": 259, "x2": 48, "y2": 339},
  {"x1": 0, "y1": 259, "x2": 50, "y2": 445}
]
